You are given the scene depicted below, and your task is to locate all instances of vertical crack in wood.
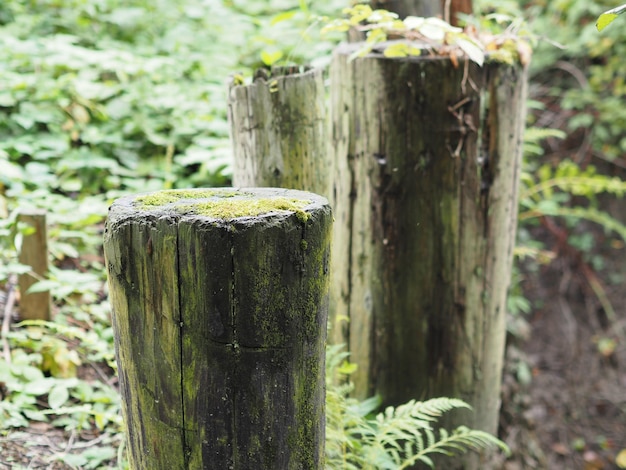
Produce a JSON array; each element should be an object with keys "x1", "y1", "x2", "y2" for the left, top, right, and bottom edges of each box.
[
  {"x1": 228, "y1": 225, "x2": 239, "y2": 468},
  {"x1": 480, "y1": 69, "x2": 494, "y2": 239},
  {"x1": 344, "y1": 57, "x2": 360, "y2": 368},
  {"x1": 345, "y1": 152, "x2": 357, "y2": 365},
  {"x1": 175, "y1": 221, "x2": 190, "y2": 469}
]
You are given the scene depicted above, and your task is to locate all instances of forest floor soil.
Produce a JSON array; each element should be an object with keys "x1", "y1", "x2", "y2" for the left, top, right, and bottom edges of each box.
[{"x1": 498, "y1": 232, "x2": 626, "y2": 470}]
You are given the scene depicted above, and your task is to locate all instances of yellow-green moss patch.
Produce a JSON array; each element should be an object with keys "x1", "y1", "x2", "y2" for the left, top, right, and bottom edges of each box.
[
  {"x1": 135, "y1": 189, "x2": 239, "y2": 208},
  {"x1": 180, "y1": 197, "x2": 310, "y2": 221},
  {"x1": 134, "y1": 189, "x2": 311, "y2": 222}
]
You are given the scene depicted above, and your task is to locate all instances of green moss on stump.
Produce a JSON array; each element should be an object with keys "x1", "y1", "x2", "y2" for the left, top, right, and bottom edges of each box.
[
  {"x1": 136, "y1": 188, "x2": 238, "y2": 207},
  {"x1": 134, "y1": 189, "x2": 311, "y2": 222}
]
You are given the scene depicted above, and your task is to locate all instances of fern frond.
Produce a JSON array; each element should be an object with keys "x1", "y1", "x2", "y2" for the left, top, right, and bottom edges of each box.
[
  {"x1": 519, "y1": 205, "x2": 626, "y2": 242},
  {"x1": 524, "y1": 127, "x2": 567, "y2": 142},
  {"x1": 398, "y1": 426, "x2": 510, "y2": 470},
  {"x1": 521, "y1": 175, "x2": 626, "y2": 200},
  {"x1": 523, "y1": 127, "x2": 566, "y2": 157},
  {"x1": 325, "y1": 345, "x2": 508, "y2": 469}
]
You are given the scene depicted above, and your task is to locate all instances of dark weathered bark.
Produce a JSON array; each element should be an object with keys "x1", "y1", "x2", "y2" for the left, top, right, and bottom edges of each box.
[
  {"x1": 228, "y1": 67, "x2": 329, "y2": 199},
  {"x1": 17, "y1": 210, "x2": 50, "y2": 320},
  {"x1": 329, "y1": 42, "x2": 527, "y2": 446},
  {"x1": 104, "y1": 188, "x2": 332, "y2": 470}
]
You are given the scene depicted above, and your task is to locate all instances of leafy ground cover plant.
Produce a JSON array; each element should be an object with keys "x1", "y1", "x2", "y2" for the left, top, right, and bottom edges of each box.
[{"x1": 321, "y1": 3, "x2": 533, "y2": 65}]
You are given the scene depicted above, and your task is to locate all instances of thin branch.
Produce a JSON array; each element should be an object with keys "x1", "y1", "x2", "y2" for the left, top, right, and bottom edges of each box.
[
  {"x1": 444, "y1": 0, "x2": 451, "y2": 24},
  {"x1": 70, "y1": 432, "x2": 114, "y2": 449}
]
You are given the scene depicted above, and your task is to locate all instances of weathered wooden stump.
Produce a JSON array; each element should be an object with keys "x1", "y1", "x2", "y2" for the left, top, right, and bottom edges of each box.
[
  {"x1": 329, "y1": 41, "x2": 528, "y2": 442},
  {"x1": 103, "y1": 188, "x2": 332, "y2": 470},
  {"x1": 17, "y1": 210, "x2": 51, "y2": 321},
  {"x1": 228, "y1": 66, "x2": 330, "y2": 198}
]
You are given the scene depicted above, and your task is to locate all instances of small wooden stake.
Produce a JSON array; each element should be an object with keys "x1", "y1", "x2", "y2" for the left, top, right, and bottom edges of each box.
[{"x1": 17, "y1": 210, "x2": 51, "y2": 321}]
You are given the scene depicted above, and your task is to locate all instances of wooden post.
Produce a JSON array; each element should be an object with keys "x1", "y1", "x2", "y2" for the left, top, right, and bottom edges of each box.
[
  {"x1": 17, "y1": 210, "x2": 51, "y2": 321},
  {"x1": 103, "y1": 188, "x2": 332, "y2": 470},
  {"x1": 368, "y1": 1, "x2": 472, "y2": 26},
  {"x1": 228, "y1": 66, "x2": 330, "y2": 199},
  {"x1": 370, "y1": 0, "x2": 442, "y2": 18},
  {"x1": 329, "y1": 42, "x2": 527, "y2": 443}
]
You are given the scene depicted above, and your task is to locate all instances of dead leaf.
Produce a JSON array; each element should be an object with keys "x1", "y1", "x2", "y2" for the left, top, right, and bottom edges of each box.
[
  {"x1": 449, "y1": 50, "x2": 459, "y2": 68},
  {"x1": 583, "y1": 450, "x2": 604, "y2": 470},
  {"x1": 551, "y1": 442, "x2": 570, "y2": 455},
  {"x1": 517, "y1": 40, "x2": 532, "y2": 67}
]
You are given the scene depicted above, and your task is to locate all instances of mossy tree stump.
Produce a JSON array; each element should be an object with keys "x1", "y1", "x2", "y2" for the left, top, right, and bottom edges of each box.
[
  {"x1": 103, "y1": 188, "x2": 332, "y2": 470},
  {"x1": 228, "y1": 66, "x2": 330, "y2": 198},
  {"x1": 329, "y1": 42, "x2": 528, "y2": 442}
]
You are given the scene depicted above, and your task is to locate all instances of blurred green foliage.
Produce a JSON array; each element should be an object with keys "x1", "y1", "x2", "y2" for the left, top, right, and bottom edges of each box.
[
  {"x1": 0, "y1": 0, "x2": 345, "y2": 210},
  {"x1": 486, "y1": 0, "x2": 626, "y2": 161}
]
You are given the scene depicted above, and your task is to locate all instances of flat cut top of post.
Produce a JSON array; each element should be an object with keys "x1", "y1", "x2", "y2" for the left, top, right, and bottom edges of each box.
[{"x1": 107, "y1": 187, "x2": 328, "y2": 225}]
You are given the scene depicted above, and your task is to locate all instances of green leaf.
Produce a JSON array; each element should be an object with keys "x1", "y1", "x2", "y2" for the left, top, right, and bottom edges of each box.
[
  {"x1": 337, "y1": 360, "x2": 358, "y2": 375},
  {"x1": 28, "y1": 377, "x2": 56, "y2": 396},
  {"x1": 597, "y1": 13, "x2": 618, "y2": 31},
  {"x1": 82, "y1": 446, "x2": 116, "y2": 469},
  {"x1": 58, "y1": 453, "x2": 88, "y2": 467},
  {"x1": 260, "y1": 50, "x2": 283, "y2": 66},
  {"x1": 48, "y1": 384, "x2": 70, "y2": 409},
  {"x1": 26, "y1": 280, "x2": 58, "y2": 294},
  {"x1": 321, "y1": 20, "x2": 351, "y2": 34},
  {"x1": 597, "y1": 4, "x2": 626, "y2": 31},
  {"x1": 383, "y1": 42, "x2": 422, "y2": 58},
  {"x1": 270, "y1": 10, "x2": 297, "y2": 26},
  {"x1": 383, "y1": 43, "x2": 409, "y2": 58},
  {"x1": 456, "y1": 37, "x2": 485, "y2": 66}
]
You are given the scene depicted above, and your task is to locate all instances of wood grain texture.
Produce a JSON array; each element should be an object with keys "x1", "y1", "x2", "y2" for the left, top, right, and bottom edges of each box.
[
  {"x1": 17, "y1": 211, "x2": 51, "y2": 321},
  {"x1": 329, "y1": 42, "x2": 527, "y2": 444},
  {"x1": 104, "y1": 188, "x2": 332, "y2": 470}
]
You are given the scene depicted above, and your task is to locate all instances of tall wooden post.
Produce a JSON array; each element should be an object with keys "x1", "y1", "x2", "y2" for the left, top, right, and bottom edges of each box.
[
  {"x1": 329, "y1": 42, "x2": 527, "y2": 445},
  {"x1": 228, "y1": 67, "x2": 330, "y2": 199},
  {"x1": 17, "y1": 210, "x2": 51, "y2": 321},
  {"x1": 104, "y1": 188, "x2": 332, "y2": 470}
]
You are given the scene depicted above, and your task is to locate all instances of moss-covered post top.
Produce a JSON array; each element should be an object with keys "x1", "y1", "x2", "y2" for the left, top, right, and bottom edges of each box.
[{"x1": 108, "y1": 187, "x2": 329, "y2": 225}]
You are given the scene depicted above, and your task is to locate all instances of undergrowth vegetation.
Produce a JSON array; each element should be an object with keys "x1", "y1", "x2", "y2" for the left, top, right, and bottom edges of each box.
[{"x1": 1, "y1": 0, "x2": 625, "y2": 468}]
